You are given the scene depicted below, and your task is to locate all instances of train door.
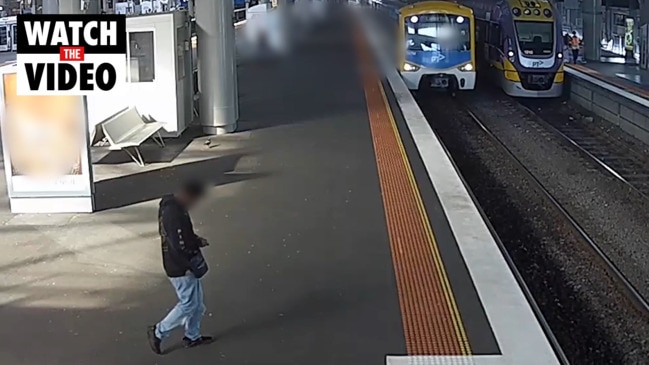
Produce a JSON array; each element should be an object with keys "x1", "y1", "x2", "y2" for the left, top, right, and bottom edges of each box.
[
  {"x1": 0, "y1": 23, "x2": 9, "y2": 52},
  {"x1": 11, "y1": 23, "x2": 17, "y2": 51}
]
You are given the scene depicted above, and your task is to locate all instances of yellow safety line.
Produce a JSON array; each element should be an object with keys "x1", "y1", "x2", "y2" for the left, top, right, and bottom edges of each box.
[{"x1": 377, "y1": 80, "x2": 472, "y2": 356}]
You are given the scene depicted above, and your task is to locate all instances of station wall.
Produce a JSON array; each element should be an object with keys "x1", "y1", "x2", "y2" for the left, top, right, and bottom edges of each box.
[{"x1": 567, "y1": 74, "x2": 649, "y2": 144}]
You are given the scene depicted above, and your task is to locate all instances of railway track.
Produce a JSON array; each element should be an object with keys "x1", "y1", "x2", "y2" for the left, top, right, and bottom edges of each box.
[
  {"x1": 519, "y1": 99, "x2": 649, "y2": 200},
  {"x1": 461, "y1": 98, "x2": 649, "y2": 316},
  {"x1": 418, "y1": 91, "x2": 649, "y2": 363}
]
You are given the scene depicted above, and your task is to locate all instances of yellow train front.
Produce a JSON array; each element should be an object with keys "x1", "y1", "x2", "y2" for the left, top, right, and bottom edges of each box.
[{"x1": 382, "y1": 1, "x2": 476, "y2": 92}]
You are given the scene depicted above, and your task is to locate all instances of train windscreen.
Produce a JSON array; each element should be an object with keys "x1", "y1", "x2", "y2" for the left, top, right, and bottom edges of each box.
[
  {"x1": 404, "y1": 14, "x2": 471, "y2": 69},
  {"x1": 515, "y1": 21, "x2": 554, "y2": 56}
]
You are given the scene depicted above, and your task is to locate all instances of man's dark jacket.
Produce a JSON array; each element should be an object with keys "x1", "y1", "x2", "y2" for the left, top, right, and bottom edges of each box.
[{"x1": 158, "y1": 195, "x2": 202, "y2": 277}]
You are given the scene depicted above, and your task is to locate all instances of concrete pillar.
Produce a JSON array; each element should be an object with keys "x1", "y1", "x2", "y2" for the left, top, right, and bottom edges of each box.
[
  {"x1": 629, "y1": 0, "x2": 640, "y2": 61},
  {"x1": 581, "y1": 0, "x2": 603, "y2": 61},
  {"x1": 195, "y1": 0, "x2": 238, "y2": 134},
  {"x1": 41, "y1": 0, "x2": 61, "y2": 14},
  {"x1": 188, "y1": 0, "x2": 194, "y2": 17},
  {"x1": 42, "y1": 0, "x2": 101, "y2": 14},
  {"x1": 639, "y1": 0, "x2": 649, "y2": 72},
  {"x1": 641, "y1": 1, "x2": 649, "y2": 34},
  {"x1": 85, "y1": 0, "x2": 101, "y2": 14},
  {"x1": 58, "y1": 0, "x2": 83, "y2": 14}
]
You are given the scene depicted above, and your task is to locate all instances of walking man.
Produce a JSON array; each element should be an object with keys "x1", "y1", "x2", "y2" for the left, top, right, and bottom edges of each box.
[{"x1": 147, "y1": 181, "x2": 213, "y2": 354}]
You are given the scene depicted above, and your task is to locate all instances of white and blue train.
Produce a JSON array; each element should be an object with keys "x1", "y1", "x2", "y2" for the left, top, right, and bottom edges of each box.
[{"x1": 375, "y1": 0, "x2": 477, "y2": 92}]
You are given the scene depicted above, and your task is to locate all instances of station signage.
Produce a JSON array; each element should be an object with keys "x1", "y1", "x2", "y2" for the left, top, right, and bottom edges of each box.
[{"x1": 15, "y1": 14, "x2": 126, "y2": 96}]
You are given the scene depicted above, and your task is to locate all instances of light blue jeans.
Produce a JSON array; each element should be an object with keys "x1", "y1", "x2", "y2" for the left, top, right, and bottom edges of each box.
[{"x1": 155, "y1": 272, "x2": 205, "y2": 341}]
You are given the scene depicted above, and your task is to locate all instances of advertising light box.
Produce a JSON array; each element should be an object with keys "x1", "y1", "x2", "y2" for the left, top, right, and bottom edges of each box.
[{"x1": 0, "y1": 66, "x2": 93, "y2": 211}]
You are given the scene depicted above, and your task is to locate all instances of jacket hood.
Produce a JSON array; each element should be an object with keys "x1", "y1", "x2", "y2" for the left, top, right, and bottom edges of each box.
[{"x1": 160, "y1": 194, "x2": 178, "y2": 208}]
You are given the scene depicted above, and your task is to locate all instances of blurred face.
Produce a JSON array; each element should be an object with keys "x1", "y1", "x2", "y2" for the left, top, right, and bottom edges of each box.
[
  {"x1": 177, "y1": 191, "x2": 203, "y2": 209},
  {"x1": 3, "y1": 73, "x2": 83, "y2": 177},
  {"x1": 184, "y1": 194, "x2": 202, "y2": 209}
]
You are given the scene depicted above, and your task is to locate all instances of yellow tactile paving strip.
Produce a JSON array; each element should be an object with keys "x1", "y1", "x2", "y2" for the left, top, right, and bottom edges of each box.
[{"x1": 353, "y1": 26, "x2": 471, "y2": 356}]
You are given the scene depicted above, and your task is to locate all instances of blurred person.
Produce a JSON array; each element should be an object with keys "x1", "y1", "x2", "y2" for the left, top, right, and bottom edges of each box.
[
  {"x1": 570, "y1": 31, "x2": 580, "y2": 64},
  {"x1": 1, "y1": 73, "x2": 84, "y2": 178},
  {"x1": 563, "y1": 32, "x2": 571, "y2": 53},
  {"x1": 147, "y1": 181, "x2": 213, "y2": 354}
]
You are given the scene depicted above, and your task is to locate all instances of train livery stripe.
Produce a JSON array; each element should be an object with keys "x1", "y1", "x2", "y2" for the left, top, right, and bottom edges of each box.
[{"x1": 354, "y1": 24, "x2": 471, "y2": 356}]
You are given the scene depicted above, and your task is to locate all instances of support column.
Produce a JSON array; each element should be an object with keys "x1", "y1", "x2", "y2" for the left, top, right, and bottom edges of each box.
[
  {"x1": 41, "y1": 0, "x2": 61, "y2": 14},
  {"x1": 85, "y1": 0, "x2": 101, "y2": 14},
  {"x1": 42, "y1": 0, "x2": 100, "y2": 14},
  {"x1": 58, "y1": 0, "x2": 83, "y2": 14},
  {"x1": 629, "y1": 0, "x2": 639, "y2": 61},
  {"x1": 581, "y1": 0, "x2": 603, "y2": 61},
  {"x1": 639, "y1": 0, "x2": 649, "y2": 74},
  {"x1": 195, "y1": 0, "x2": 238, "y2": 134}
]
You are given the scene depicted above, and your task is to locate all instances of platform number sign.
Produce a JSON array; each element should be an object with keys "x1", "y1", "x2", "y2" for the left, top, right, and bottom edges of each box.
[{"x1": 15, "y1": 14, "x2": 127, "y2": 96}]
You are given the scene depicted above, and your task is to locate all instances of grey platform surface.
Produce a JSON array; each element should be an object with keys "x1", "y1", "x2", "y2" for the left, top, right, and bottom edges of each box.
[
  {"x1": 0, "y1": 16, "x2": 406, "y2": 365},
  {"x1": 580, "y1": 61, "x2": 649, "y2": 92},
  {"x1": 0, "y1": 11, "x2": 504, "y2": 364}
]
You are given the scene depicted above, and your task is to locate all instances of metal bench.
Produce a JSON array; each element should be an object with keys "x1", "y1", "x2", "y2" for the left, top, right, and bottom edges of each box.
[{"x1": 101, "y1": 106, "x2": 165, "y2": 167}]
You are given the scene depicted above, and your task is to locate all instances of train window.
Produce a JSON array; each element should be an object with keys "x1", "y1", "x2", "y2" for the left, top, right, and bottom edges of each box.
[
  {"x1": 404, "y1": 14, "x2": 471, "y2": 52},
  {"x1": 515, "y1": 21, "x2": 553, "y2": 56}
]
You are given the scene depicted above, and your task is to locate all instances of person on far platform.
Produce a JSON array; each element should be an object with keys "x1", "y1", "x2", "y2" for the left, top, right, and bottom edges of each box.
[{"x1": 570, "y1": 31, "x2": 581, "y2": 64}]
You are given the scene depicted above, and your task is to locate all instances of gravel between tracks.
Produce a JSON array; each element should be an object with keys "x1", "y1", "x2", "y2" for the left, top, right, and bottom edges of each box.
[
  {"x1": 466, "y1": 92, "x2": 649, "y2": 301},
  {"x1": 420, "y1": 94, "x2": 649, "y2": 364},
  {"x1": 525, "y1": 98, "x2": 649, "y2": 158}
]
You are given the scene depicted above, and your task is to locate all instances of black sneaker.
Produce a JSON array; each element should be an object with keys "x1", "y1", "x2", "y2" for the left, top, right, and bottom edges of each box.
[
  {"x1": 182, "y1": 335, "x2": 214, "y2": 348},
  {"x1": 147, "y1": 325, "x2": 162, "y2": 354}
]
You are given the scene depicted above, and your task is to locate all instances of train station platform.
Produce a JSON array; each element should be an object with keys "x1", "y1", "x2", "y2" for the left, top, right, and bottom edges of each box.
[
  {"x1": 564, "y1": 62, "x2": 649, "y2": 144},
  {"x1": 0, "y1": 5, "x2": 558, "y2": 365},
  {"x1": 568, "y1": 62, "x2": 649, "y2": 93}
]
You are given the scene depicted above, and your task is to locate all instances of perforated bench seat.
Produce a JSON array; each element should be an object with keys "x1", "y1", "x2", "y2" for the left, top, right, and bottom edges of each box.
[
  {"x1": 107, "y1": 122, "x2": 165, "y2": 150},
  {"x1": 101, "y1": 106, "x2": 165, "y2": 166}
]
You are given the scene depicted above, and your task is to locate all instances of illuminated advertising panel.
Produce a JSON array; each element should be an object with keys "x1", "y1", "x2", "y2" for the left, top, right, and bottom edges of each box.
[{"x1": 0, "y1": 70, "x2": 92, "y2": 200}]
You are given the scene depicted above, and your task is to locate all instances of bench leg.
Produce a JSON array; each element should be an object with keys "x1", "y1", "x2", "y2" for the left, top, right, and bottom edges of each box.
[
  {"x1": 124, "y1": 147, "x2": 145, "y2": 167},
  {"x1": 153, "y1": 131, "x2": 165, "y2": 148}
]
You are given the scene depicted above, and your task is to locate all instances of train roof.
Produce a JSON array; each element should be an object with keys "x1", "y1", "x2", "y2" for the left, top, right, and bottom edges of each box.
[
  {"x1": 506, "y1": 0, "x2": 555, "y2": 22},
  {"x1": 404, "y1": 1, "x2": 472, "y2": 13},
  {"x1": 458, "y1": 0, "x2": 555, "y2": 22},
  {"x1": 383, "y1": 0, "x2": 474, "y2": 16}
]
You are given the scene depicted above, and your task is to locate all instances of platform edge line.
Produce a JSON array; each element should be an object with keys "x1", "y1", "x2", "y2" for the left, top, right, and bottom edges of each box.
[{"x1": 377, "y1": 81, "x2": 472, "y2": 356}]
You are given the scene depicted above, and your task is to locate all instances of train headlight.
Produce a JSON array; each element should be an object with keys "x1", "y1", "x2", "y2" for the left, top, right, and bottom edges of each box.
[
  {"x1": 533, "y1": 9, "x2": 540, "y2": 15},
  {"x1": 410, "y1": 16, "x2": 418, "y2": 24},
  {"x1": 524, "y1": 9, "x2": 531, "y2": 15},
  {"x1": 512, "y1": 7, "x2": 521, "y2": 16},
  {"x1": 544, "y1": 9, "x2": 552, "y2": 17},
  {"x1": 456, "y1": 16, "x2": 464, "y2": 24},
  {"x1": 459, "y1": 63, "x2": 473, "y2": 72},
  {"x1": 507, "y1": 50, "x2": 515, "y2": 58},
  {"x1": 403, "y1": 62, "x2": 419, "y2": 72},
  {"x1": 557, "y1": 52, "x2": 563, "y2": 59}
]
